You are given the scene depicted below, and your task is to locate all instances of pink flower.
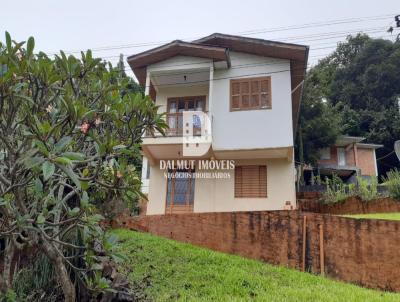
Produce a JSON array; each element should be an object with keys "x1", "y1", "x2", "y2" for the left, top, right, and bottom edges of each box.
[
  {"x1": 116, "y1": 171, "x2": 123, "y2": 179},
  {"x1": 80, "y1": 122, "x2": 90, "y2": 134}
]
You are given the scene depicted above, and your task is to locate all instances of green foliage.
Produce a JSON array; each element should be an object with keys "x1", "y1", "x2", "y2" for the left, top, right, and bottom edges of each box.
[
  {"x1": 323, "y1": 175, "x2": 378, "y2": 203},
  {"x1": 356, "y1": 176, "x2": 378, "y2": 201},
  {"x1": 296, "y1": 69, "x2": 342, "y2": 164},
  {"x1": 111, "y1": 229, "x2": 400, "y2": 302},
  {"x1": 0, "y1": 32, "x2": 167, "y2": 299},
  {"x1": 12, "y1": 255, "x2": 59, "y2": 301},
  {"x1": 324, "y1": 175, "x2": 353, "y2": 203},
  {"x1": 298, "y1": 33, "x2": 400, "y2": 174},
  {"x1": 343, "y1": 213, "x2": 400, "y2": 221},
  {"x1": 0, "y1": 290, "x2": 17, "y2": 302},
  {"x1": 383, "y1": 169, "x2": 400, "y2": 200}
]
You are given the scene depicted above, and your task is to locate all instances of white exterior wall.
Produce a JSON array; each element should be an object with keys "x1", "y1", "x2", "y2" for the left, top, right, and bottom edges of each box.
[
  {"x1": 147, "y1": 55, "x2": 212, "y2": 73},
  {"x1": 146, "y1": 158, "x2": 296, "y2": 215},
  {"x1": 141, "y1": 157, "x2": 149, "y2": 194},
  {"x1": 211, "y1": 52, "x2": 293, "y2": 150},
  {"x1": 143, "y1": 52, "x2": 297, "y2": 214}
]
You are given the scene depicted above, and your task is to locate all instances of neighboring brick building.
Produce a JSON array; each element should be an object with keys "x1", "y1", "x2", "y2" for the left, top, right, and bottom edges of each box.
[{"x1": 316, "y1": 136, "x2": 382, "y2": 182}]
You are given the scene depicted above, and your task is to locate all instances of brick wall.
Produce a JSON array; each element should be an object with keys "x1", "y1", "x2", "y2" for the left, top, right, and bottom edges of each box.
[
  {"x1": 114, "y1": 210, "x2": 400, "y2": 292},
  {"x1": 298, "y1": 196, "x2": 400, "y2": 214},
  {"x1": 357, "y1": 148, "x2": 377, "y2": 176}
]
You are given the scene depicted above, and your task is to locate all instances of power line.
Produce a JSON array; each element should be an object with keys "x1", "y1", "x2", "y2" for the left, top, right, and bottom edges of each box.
[
  {"x1": 237, "y1": 14, "x2": 394, "y2": 36},
  {"x1": 44, "y1": 13, "x2": 396, "y2": 55},
  {"x1": 100, "y1": 29, "x2": 389, "y2": 61},
  {"x1": 377, "y1": 150, "x2": 395, "y2": 161},
  {"x1": 108, "y1": 39, "x2": 390, "y2": 76}
]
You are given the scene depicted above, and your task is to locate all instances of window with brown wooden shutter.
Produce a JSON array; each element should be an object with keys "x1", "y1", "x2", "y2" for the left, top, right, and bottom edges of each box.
[
  {"x1": 230, "y1": 76, "x2": 271, "y2": 111},
  {"x1": 234, "y1": 166, "x2": 267, "y2": 198}
]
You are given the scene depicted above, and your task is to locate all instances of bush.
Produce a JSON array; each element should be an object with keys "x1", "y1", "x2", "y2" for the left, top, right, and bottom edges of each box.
[
  {"x1": 323, "y1": 174, "x2": 379, "y2": 203},
  {"x1": 356, "y1": 176, "x2": 378, "y2": 201},
  {"x1": 383, "y1": 169, "x2": 400, "y2": 200},
  {"x1": 324, "y1": 175, "x2": 353, "y2": 203}
]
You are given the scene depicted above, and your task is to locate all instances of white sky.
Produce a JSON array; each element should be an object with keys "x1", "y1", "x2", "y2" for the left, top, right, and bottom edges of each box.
[{"x1": 1, "y1": 0, "x2": 399, "y2": 77}]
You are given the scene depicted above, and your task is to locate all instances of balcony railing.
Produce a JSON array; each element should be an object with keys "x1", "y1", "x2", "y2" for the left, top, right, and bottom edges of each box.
[{"x1": 145, "y1": 112, "x2": 210, "y2": 137}]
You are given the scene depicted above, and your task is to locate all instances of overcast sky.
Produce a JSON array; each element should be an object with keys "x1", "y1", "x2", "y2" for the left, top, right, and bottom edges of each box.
[{"x1": 1, "y1": 0, "x2": 399, "y2": 77}]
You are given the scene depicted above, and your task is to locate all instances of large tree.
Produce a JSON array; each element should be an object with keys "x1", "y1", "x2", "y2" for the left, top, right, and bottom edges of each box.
[
  {"x1": 0, "y1": 32, "x2": 166, "y2": 301},
  {"x1": 298, "y1": 34, "x2": 400, "y2": 176},
  {"x1": 328, "y1": 35, "x2": 400, "y2": 175}
]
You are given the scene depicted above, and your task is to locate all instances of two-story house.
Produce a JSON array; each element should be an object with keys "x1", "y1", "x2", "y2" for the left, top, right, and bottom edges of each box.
[
  {"x1": 317, "y1": 135, "x2": 382, "y2": 182},
  {"x1": 127, "y1": 33, "x2": 309, "y2": 215}
]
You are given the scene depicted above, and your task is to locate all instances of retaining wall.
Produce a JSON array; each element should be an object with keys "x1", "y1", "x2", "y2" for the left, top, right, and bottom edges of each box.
[
  {"x1": 113, "y1": 210, "x2": 400, "y2": 292},
  {"x1": 298, "y1": 196, "x2": 400, "y2": 214}
]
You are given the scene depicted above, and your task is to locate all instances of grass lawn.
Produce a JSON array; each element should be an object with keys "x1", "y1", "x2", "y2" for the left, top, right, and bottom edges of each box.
[
  {"x1": 111, "y1": 229, "x2": 400, "y2": 302},
  {"x1": 342, "y1": 213, "x2": 400, "y2": 221}
]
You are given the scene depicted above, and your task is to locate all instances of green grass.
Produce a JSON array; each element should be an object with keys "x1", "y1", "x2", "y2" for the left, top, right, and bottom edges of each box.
[
  {"x1": 111, "y1": 229, "x2": 400, "y2": 302},
  {"x1": 342, "y1": 213, "x2": 400, "y2": 221}
]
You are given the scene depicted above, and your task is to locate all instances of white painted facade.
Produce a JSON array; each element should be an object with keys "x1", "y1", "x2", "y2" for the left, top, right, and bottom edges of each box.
[
  {"x1": 211, "y1": 52, "x2": 293, "y2": 150},
  {"x1": 140, "y1": 51, "x2": 297, "y2": 214}
]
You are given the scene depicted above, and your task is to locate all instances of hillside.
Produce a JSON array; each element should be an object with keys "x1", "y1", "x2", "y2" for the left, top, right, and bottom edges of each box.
[{"x1": 112, "y1": 229, "x2": 400, "y2": 302}]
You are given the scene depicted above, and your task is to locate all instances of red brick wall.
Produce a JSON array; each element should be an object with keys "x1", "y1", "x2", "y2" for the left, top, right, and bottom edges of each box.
[
  {"x1": 317, "y1": 145, "x2": 377, "y2": 176},
  {"x1": 318, "y1": 147, "x2": 338, "y2": 165},
  {"x1": 345, "y1": 145, "x2": 356, "y2": 166},
  {"x1": 357, "y1": 148, "x2": 377, "y2": 176},
  {"x1": 114, "y1": 210, "x2": 400, "y2": 292},
  {"x1": 298, "y1": 196, "x2": 400, "y2": 214}
]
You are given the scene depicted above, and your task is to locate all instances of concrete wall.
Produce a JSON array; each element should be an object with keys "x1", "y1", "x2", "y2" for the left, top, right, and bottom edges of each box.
[
  {"x1": 114, "y1": 211, "x2": 400, "y2": 292},
  {"x1": 211, "y1": 52, "x2": 293, "y2": 150},
  {"x1": 147, "y1": 52, "x2": 293, "y2": 150},
  {"x1": 147, "y1": 55, "x2": 212, "y2": 73},
  {"x1": 146, "y1": 158, "x2": 296, "y2": 215},
  {"x1": 143, "y1": 52, "x2": 295, "y2": 213}
]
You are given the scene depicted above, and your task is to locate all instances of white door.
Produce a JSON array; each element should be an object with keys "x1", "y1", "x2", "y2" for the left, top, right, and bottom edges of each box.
[{"x1": 337, "y1": 148, "x2": 346, "y2": 166}]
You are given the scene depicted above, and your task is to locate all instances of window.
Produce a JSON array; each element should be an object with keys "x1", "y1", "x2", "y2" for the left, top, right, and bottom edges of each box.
[
  {"x1": 235, "y1": 166, "x2": 267, "y2": 198},
  {"x1": 230, "y1": 76, "x2": 271, "y2": 111},
  {"x1": 166, "y1": 169, "x2": 195, "y2": 213},
  {"x1": 166, "y1": 96, "x2": 206, "y2": 136},
  {"x1": 146, "y1": 160, "x2": 151, "y2": 179},
  {"x1": 320, "y1": 148, "x2": 331, "y2": 160}
]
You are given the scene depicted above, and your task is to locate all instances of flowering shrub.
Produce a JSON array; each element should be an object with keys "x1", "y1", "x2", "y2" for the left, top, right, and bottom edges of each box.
[{"x1": 0, "y1": 32, "x2": 167, "y2": 301}]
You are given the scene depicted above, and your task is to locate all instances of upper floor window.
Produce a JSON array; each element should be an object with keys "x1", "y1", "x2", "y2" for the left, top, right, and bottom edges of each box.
[
  {"x1": 320, "y1": 147, "x2": 331, "y2": 160},
  {"x1": 230, "y1": 76, "x2": 271, "y2": 111}
]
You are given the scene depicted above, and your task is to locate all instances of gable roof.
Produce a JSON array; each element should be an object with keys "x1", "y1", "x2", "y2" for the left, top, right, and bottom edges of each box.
[
  {"x1": 127, "y1": 40, "x2": 230, "y2": 89},
  {"x1": 127, "y1": 33, "x2": 309, "y2": 130}
]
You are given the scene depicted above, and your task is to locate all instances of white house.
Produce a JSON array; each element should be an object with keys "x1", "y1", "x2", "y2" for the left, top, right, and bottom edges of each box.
[{"x1": 127, "y1": 33, "x2": 309, "y2": 215}]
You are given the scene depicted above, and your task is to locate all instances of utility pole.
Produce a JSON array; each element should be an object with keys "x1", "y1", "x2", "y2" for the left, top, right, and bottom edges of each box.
[
  {"x1": 118, "y1": 53, "x2": 125, "y2": 78},
  {"x1": 298, "y1": 124, "x2": 305, "y2": 188}
]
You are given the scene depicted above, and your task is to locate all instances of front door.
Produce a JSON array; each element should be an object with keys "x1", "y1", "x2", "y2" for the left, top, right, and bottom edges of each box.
[
  {"x1": 166, "y1": 169, "x2": 195, "y2": 214},
  {"x1": 337, "y1": 148, "x2": 346, "y2": 166}
]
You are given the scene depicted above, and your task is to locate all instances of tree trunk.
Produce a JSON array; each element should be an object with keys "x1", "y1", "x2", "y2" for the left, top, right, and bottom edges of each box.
[
  {"x1": 41, "y1": 242, "x2": 76, "y2": 302},
  {"x1": 1, "y1": 239, "x2": 14, "y2": 291}
]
